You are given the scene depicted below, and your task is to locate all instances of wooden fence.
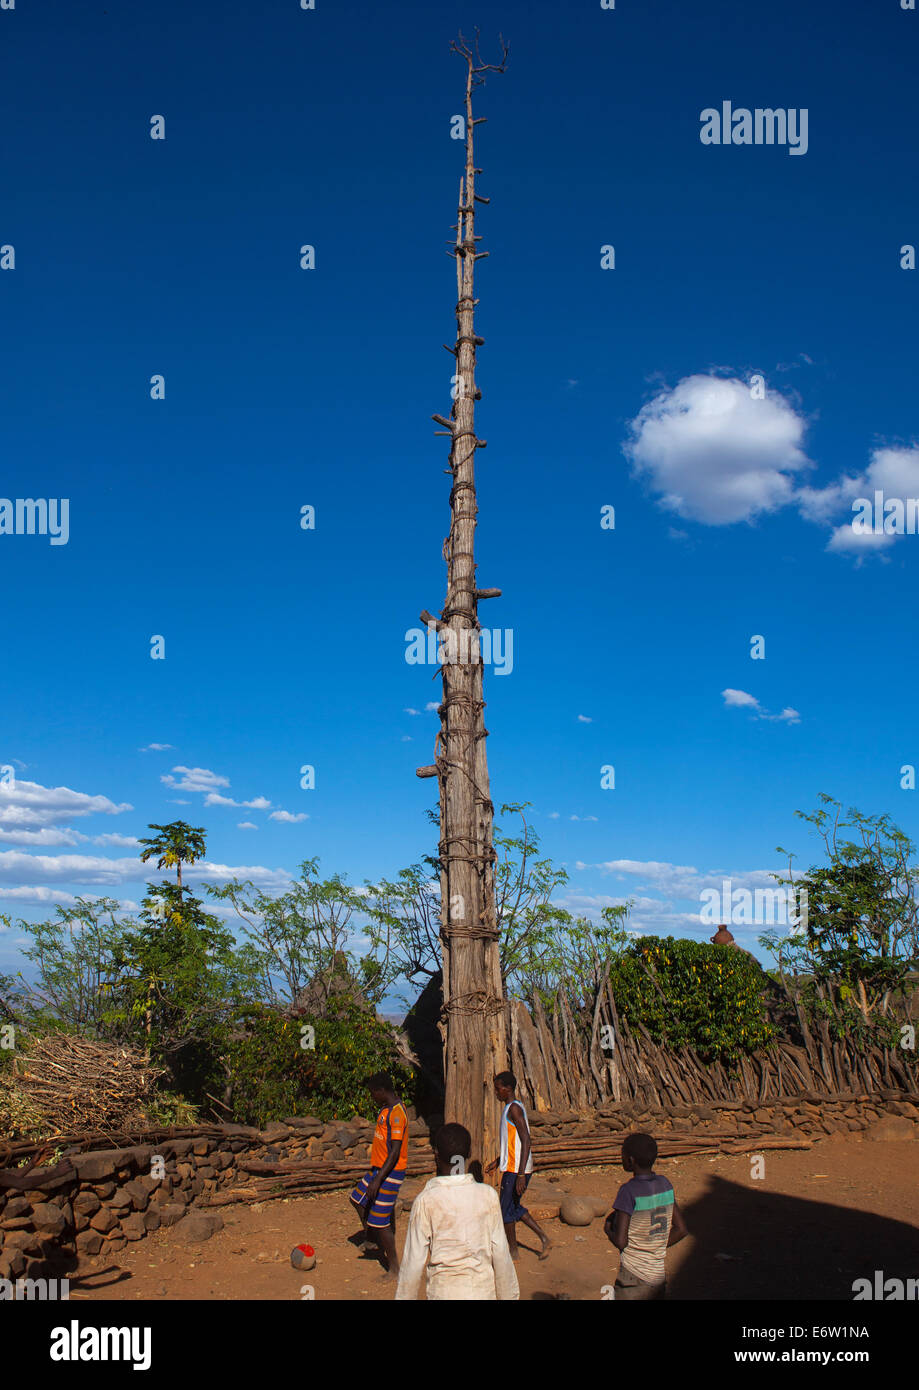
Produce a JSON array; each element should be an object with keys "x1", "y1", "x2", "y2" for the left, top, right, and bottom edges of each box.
[{"x1": 507, "y1": 976, "x2": 917, "y2": 1112}]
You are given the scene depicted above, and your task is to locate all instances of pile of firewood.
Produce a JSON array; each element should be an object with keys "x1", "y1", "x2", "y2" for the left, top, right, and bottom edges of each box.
[
  {"x1": 3, "y1": 1035, "x2": 164, "y2": 1139},
  {"x1": 203, "y1": 1129, "x2": 812, "y2": 1208}
]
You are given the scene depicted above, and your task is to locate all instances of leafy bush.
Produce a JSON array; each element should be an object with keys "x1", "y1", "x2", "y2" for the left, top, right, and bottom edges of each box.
[
  {"x1": 223, "y1": 1000, "x2": 415, "y2": 1127},
  {"x1": 609, "y1": 936, "x2": 774, "y2": 1062}
]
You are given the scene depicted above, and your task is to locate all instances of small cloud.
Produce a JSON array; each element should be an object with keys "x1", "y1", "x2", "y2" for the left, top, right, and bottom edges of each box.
[
  {"x1": 93, "y1": 833, "x2": 141, "y2": 848},
  {"x1": 204, "y1": 792, "x2": 272, "y2": 810},
  {"x1": 566, "y1": 379, "x2": 579, "y2": 388},
  {"x1": 269, "y1": 810, "x2": 309, "y2": 824},
  {"x1": 162, "y1": 766, "x2": 229, "y2": 794},
  {"x1": 547, "y1": 812, "x2": 560, "y2": 820},
  {"x1": 237, "y1": 822, "x2": 257, "y2": 831},
  {"x1": 404, "y1": 708, "x2": 421, "y2": 717},
  {"x1": 577, "y1": 715, "x2": 593, "y2": 724},
  {"x1": 722, "y1": 689, "x2": 800, "y2": 724},
  {"x1": 667, "y1": 527, "x2": 689, "y2": 541},
  {"x1": 401, "y1": 736, "x2": 413, "y2": 742},
  {"x1": 168, "y1": 799, "x2": 190, "y2": 805},
  {"x1": 722, "y1": 689, "x2": 760, "y2": 709},
  {"x1": 424, "y1": 702, "x2": 440, "y2": 713},
  {"x1": 140, "y1": 743, "x2": 173, "y2": 752}
]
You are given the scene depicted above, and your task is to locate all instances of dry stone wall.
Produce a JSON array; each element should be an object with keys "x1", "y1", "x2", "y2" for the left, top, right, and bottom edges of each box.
[{"x1": 2, "y1": 1092, "x2": 916, "y2": 1283}]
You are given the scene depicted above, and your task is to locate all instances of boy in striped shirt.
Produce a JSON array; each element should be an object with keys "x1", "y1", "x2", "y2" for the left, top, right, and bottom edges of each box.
[
  {"x1": 604, "y1": 1131, "x2": 687, "y2": 1299},
  {"x1": 349, "y1": 1072, "x2": 408, "y2": 1280}
]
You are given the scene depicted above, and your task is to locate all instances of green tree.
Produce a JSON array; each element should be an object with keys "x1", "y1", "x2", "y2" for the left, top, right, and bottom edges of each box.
[
  {"x1": 208, "y1": 858, "x2": 396, "y2": 1011},
  {"x1": 138, "y1": 821, "x2": 207, "y2": 892},
  {"x1": 764, "y1": 794, "x2": 919, "y2": 1035},
  {"x1": 11, "y1": 897, "x2": 135, "y2": 1038}
]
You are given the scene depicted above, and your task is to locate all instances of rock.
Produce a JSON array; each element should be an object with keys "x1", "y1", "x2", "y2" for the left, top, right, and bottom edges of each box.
[
  {"x1": 174, "y1": 1212, "x2": 224, "y2": 1243},
  {"x1": 584, "y1": 1195, "x2": 610, "y2": 1218},
  {"x1": 158, "y1": 1204, "x2": 186, "y2": 1228},
  {"x1": 124, "y1": 1180, "x2": 150, "y2": 1210},
  {"x1": 120, "y1": 1213, "x2": 147, "y2": 1241},
  {"x1": 865, "y1": 1115, "x2": 916, "y2": 1142},
  {"x1": 324, "y1": 1144, "x2": 346, "y2": 1162},
  {"x1": 76, "y1": 1229, "x2": 103, "y2": 1257},
  {"x1": 3, "y1": 1229, "x2": 43, "y2": 1254},
  {"x1": 89, "y1": 1208, "x2": 118, "y2": 1234},
  {"x1": 0, "y1": 1247, "x2": 26, "y2": 1280},
  {"x1": 143, "y1": 1209, "x2": 161, "y2": 1232},
  {"x1": 559, "y1": 1195, "x2": 594, "y2": 1227},
  {"x1": 108, "y1": 1189, "x2": 133, "y2": 1211},
  {"x1": 29, "y1": 1202, "x2": 67, "y2": 1238},
  {"x1": 73, "y1": 1192, "x2": 101, "y2": 1217},
  {"x1": 91, "y1": 1183, "x2": 115, "y2": 1199},
  {"x1": 73, "y1": 1151, "x2": 123, "y2": 1183},
  {"x1": 283, "y1": 1117, "x2": 325, "y2": 1134},
  {"x1": 193, "y1": 1139, "x2": 212, "y2": 1156},
  {"x1": 1, "y1": 1217, "x2": 34, "y2": 1231},
  {"x1": 2, "y1": 1197, "x2": 31, "y2": 1220}
]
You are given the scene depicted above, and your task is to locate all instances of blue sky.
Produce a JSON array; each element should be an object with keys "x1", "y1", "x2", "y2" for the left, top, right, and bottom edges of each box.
[{"x1": 2, "y1": 0, "x2": 918, "y2": 1005}]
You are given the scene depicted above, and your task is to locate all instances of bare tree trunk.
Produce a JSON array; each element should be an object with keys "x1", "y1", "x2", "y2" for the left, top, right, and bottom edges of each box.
[{"x1": 417, "y1": 33, "x2": 508, "y2": 1173}]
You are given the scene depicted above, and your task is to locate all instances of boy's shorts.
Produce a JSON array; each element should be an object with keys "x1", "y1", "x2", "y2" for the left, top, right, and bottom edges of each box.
[
  {"x1": 350, "y1": 1168, "x2": 406, "y2": 1228},
  {"x1": 499, "y1": 1171, "x2": 530, "y2": 1223},
  {"x1": 614, "y1": 1266, "x2": 666, "y2": 1301}
]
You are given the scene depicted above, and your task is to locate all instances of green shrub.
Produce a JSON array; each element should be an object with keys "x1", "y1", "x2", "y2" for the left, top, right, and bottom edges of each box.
[
  {"x1": 609, "y1": 936, "x2": 774, "y2": 1062},
  {"x1": 224, "y1": 1000, "x2": 415, "y2": 1127}
]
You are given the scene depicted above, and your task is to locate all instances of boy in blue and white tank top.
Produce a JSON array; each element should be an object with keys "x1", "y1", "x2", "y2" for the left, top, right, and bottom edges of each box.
[{"x1": 485, "y1": 1071, "x2": 551, "y2": 1261}]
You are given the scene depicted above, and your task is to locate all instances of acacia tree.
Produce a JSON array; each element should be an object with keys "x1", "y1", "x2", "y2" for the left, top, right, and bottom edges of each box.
[
  {"x1": 208, "y1": 857, "x2": 398, "y2": 1012},
  {"x1": 414, "y1": 33, "x2": 510, "y2": 1168},
  {"x1": 764, "y1": 794, "x2": 919, "y2": 1029}
]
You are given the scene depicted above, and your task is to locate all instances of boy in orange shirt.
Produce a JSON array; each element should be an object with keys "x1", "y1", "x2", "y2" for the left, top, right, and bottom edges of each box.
[{"x1": 349, "y1": 1072, "x2": 408, "y2": 1279}]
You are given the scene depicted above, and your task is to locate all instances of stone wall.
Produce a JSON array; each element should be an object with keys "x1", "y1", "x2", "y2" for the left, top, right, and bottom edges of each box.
[{"x1": 2, "y1": 1091, "x2": 916, "y2": 1283}]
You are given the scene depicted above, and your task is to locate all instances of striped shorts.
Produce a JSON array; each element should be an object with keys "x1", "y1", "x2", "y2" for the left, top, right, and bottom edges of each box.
[{"x1": 350, "y1": 1168, "x2": 406, "y2": 1228}]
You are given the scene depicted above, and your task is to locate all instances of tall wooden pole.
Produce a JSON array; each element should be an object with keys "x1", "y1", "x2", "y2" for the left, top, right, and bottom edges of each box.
[{"x1": 416, "y1": 33, "x2": 509, "y2": 1172}]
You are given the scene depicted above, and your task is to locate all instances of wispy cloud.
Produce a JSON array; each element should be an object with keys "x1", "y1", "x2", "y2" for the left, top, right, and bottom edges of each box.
[
  {"x1": 721, "y1": 689, "x2": 800, "y2": 724},
  {"x1": 161, "y1": 766, "x2": 229, "y2": 794}
]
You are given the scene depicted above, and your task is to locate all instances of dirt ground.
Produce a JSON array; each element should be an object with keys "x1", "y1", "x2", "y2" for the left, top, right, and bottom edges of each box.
[{"x1": 69, "y1": 1134, "x2": 918, "y2": 1301}]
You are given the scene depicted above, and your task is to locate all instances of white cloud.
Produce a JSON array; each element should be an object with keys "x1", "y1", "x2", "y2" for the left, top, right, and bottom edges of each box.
[
  {"x1": 722, "y1": 688, "x2": 760, "y2": 709},
  {"x1": 424, "y1": 702, "x2": 440, "y2": 713},
  {"x1": 401, "y1": 736, "x2": 413, "y2": 743},
  {"x1": 577, "y1": 714, "x2": 593, "y2": 724},
  {"x1": 0, "y1": 827, "x2": 88, "y2": 848},
  {"x1": 625, "y1": 374, "x2": 811, "y2": 524},
  {"x1": 204, "y1": 792, "x2": 271, "y2": 810},
  {"x1": 799, "y1": 445, "x2": 919, "y2": 558},
  {"x1": 139, "y1": 743, "x2": 173, "y2": 752},
  {"x1": 547, "y1": 812, "x2": 560, "y2": 819},
  {"x1": 268, "y1": 810, "x2": 309, "y2": 824},
  {"x1": 93, "y1": 833, "x2": 141, "y2": 848},
  {"x1": 237, "y1": 822, "x2": 257, "y2": 831},
  {"x1": 161, "y1": 766, "x2": 230, "y2": 794},
  {"x1": 0, "y1": 851, "x2": 143, "y2": 886},
  {"x1": 722, "y1": 690, "x2": 800, "y2": 723},
  {"x1": 0, "y1": 779, "x2": 132, "y2": 831},
  {"x1": 404, "y1": 708, "x2": 421, "y2": 717}
]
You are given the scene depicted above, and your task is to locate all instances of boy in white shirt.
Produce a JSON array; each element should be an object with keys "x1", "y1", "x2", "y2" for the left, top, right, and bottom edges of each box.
[{"x1": 395, "y1": 1123, "x2": 519, "y2": 1301}]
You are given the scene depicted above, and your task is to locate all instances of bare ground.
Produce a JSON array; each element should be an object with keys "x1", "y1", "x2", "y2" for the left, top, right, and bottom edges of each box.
[{"x1": 69, "y1": 1134, "x2": 919, "y2": 1302}]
